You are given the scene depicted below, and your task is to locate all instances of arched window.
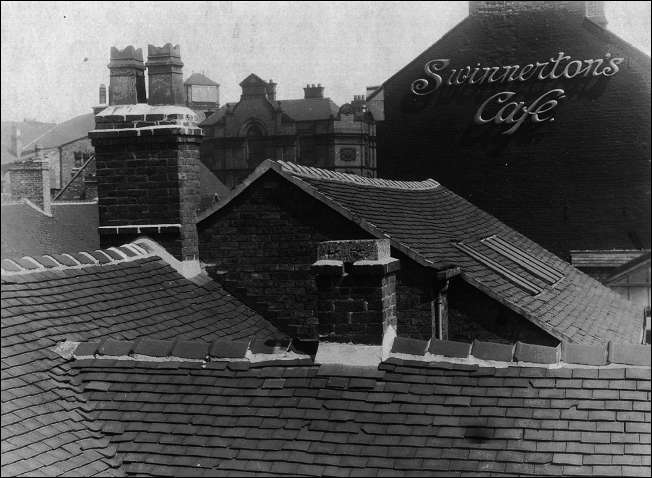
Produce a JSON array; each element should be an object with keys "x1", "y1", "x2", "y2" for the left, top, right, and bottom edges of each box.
[
  {"x1": 246, "y1": 124, "x2": 264, "y2": 138},
  {"x1": 244, "y1": 123, "x2": 266, "y2": 167}
]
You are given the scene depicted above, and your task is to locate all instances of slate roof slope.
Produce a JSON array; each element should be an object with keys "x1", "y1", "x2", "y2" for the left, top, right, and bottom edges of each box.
[
  {"x1": 1, "y1": 200, "x2": 99, "y2": 259},
  {"x1": 185, "y1": 72, "x2": 220, "y2": 86},
  {"x1": 22, "y1": 113, "x2": 95, "y2": 150},
  {"x1": 1, "y1": 240, "x2": 284, "y2": 476},
  {"x1": 199, "y1": 160, "x2": 643, "y2": 346},
  {"x1": 201, "y1": 98, "x2": 340, "y2": 127},
  {"x1": 68, "y1": 337, "x2": 651, "y2": 477}
]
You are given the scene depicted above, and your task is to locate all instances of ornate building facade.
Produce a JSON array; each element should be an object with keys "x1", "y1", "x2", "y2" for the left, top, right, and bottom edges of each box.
[{"x1": 200, "y1": 74, "x2": 376, "y2": 188}]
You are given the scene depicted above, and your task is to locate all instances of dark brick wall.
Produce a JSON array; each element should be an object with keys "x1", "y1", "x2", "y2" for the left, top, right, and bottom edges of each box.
[
  {"x1": 314, "y1": 269, "x2": 397, "y2": 344},
  {"x1": 93, "y1": 134, "x2": 201, "y2": 260},
  {"x1": 378, "y1": 11, "x2": 651, "y2": 259},
  {"x1": 448, "y1": 279, "x2": 559, "y2": 346},
  {"x1": 198, "y1": 171, "x2": 560, "y2": 345},
  {"x1": 9, "y1": 163, "x2": 47, "y2": 210}
]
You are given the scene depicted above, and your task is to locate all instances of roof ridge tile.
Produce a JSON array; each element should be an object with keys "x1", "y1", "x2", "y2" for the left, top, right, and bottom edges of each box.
[
  {"x1": 276, "y1": 160, "x2": 439, "y2": 191},
  {"x1": 1, "y1": 243, "x2": 152, "y2": 276},
  {"x1": 390, "y1": 336, "x2": 650, "y2": 369}
]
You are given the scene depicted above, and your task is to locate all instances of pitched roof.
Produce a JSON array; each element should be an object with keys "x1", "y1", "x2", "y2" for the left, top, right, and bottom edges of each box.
[
  {"x1": 1, "y1": 239, "x2": 284, "y2": 476},
  {"x1": 199, "y1": 160, "x2": 643, "y2": 346},
  {"x1": 277, "y1": 98, "x2": 340, "y2": 122},
  {"x1": 1, "y1": 200, "x2": 99, "y2": 259},
  {"x1": 22, "y1": 113, "x2": 95, "y2": 150},
  {"x1": 199, "y1": 160, "x2": 230, "y2": 211},
  {"x1": 1, "y1": 120, "x2": 56, "y2": 164},
  {"x1": 184, "y1": 72, "x2": 220, "y2": 86},
  {"x1": 607, "y1": 251, "x2": 652, "y2": 283},
  {"x1": 201, "y1": 98, "x2": 340, "y2": 126},
  {"x1": 570, "y1": 249, "x2": 649, "y2": 269},
  {"x1": 49, "y1": 336, "x2": 651, "y2": 477},
  {"x1": 1, "y1": 239, "x2": 283, "y2": 343}
]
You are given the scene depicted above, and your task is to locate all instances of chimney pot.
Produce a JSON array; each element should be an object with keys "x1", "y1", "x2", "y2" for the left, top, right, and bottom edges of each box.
[
  {"x1": 108, "y1": 45, "x2": 146, "y2": 105},
  {"x1": 146, "y1": 43, "x2": 185, "y2": 105}
]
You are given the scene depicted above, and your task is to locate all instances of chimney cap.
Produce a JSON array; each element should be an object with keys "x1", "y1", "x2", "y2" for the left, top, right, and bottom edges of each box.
[
  {"x1": 147, "y1": 43, "x2": 181, "y2": 59},
  {"x1": 110, "y1": 45, "x2": 144, "y2": 62}
]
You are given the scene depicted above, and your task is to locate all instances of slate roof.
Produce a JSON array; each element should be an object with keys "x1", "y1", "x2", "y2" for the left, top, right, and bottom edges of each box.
[
  {"x1": 1, "y1": 240, "x2": 285, "y2": 476},
  {"x1": 199, "y1": 160, "x2": 231, "y2": 211},
  {"x1": 46, "y1": 337, "x2": 652, "y2": 477},
  {"x1": 185, "y1": 72, "x2": 220, "y2": 87},
  {"x1": 201, "y1": 98, "x2": 340, "y2": 126},
  {"x1": 22, "y1": 113, "x2": 95, "y2": 151},
  {"x1": 1, "y1": 200, "x2": 99, "y2": 259},
  {"x1": 199, "y1": 160, "x2": 643, "y2": 346}
]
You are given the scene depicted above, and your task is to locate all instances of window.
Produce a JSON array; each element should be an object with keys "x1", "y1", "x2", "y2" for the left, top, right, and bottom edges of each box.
[
  {"x1": 339, "y1": 148, "x2": 356, "y2": 162},
  {"x1": 245, "y1": 124, "x2": 266, "y2": 167}
]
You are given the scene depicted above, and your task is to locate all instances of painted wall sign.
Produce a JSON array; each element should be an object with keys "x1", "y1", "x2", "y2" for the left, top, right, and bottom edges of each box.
[{"x1": 410, "y1": 52, "x2": 624, "y2": 134}]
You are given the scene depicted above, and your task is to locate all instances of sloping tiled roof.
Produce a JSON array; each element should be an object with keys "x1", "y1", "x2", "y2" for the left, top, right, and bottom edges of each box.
[
  {"x1": 184, "y1": 72, "x2": 220, "y2": 86},
  {"x1": 570, "y1": 249, "x2": 649, "y2": 269},
  {"x1": 199, "y1": 160, "x2": 643, "y2": 346},
  {"x1": 60, "y1": 336, "x2": 652, "y2": 477},
  {"x1": 22, "y1": 113, "x2": 95, "y2": 150},
  {"x1": 199, "y1": 160, "x2": 230, "y2": 211},
  {"x1": 201, "y1": 98, "x2": 340, "y2": 127},
  {"x1": 277, "y1": 98, "x2": 340, "y2": 122},
  {"x1": 1, "y1": 240, "x2": 285, "y2": 476},
  {"x1": 1, "y1": 200, "x2": 99, "y2": 259}
]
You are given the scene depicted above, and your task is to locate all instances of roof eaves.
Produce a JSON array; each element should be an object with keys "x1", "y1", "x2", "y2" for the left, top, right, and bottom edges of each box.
[{"x1": 606, "y1": 252, "x2": 652, "y2": 283}]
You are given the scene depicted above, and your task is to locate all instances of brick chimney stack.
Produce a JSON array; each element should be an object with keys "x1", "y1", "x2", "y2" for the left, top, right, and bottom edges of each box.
[
  {"x1": 108, "y1": 46, "x2": 146, "y2": 105},
  {"x1": 90, "y1": 44, "x2": 203, "y2": 264},
  {"x1": 146, "y1": 44, "x2": 185, "y2": 105},
  {"x1": 8, "y1": 146, "x2": 51, "y2": 214},
  {"x1": 351, "y1": 95, "x2": 366, "y2": 115},
  {"x1": 304, "y1": 84, "x2": 325, "y2": 99},
  {"x1": 311, "y1": 239, "x2": 400, "y2": 344},
  {"x1": 99, "y1": 84, "x2": 107, "y2": 105},
  {"x1": 93, "y1": 84, "x2": 108, "y2": 115},
  {"x1": 266, "y1": 80, "x2": 277, "y2": 101},
  {"x1": 12, "y1": 124, "x2": 21, "y2": 161}
]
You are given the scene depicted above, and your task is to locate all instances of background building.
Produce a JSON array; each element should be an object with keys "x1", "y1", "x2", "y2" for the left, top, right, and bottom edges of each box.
[
  {"x1": 184, "y1": 72, "x2": 220, "y2": 117},
  {"x1": 369, "y1": 0, "x2": 651, "y2": 318},
  {"x1": 372, "y1": 1, "x2": 650, "y2": 263},
  {"x1": 200, "y1": 74, "x2": 376, "y2": 188}
]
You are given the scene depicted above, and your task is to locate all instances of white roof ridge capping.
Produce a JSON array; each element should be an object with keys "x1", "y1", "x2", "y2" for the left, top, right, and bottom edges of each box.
[
  {"x1": 276, "y1": 160, "x2": 439, "y2": 190},
  {"x1": 131, "y1": 237, "x2": 201, "y2": 279}
]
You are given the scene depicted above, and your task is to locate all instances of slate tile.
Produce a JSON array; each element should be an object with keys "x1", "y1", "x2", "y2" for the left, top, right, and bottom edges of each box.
[
  {"x1": 98, "y1": 339, "x2": 134, "y2": 356},
  {"x1": 391, "y1": 336, "x2": 428, "y2": 356},
  {"x1": 170, "y1": 340, "x2": 209, "y2": 360},
  {"x1": 133, "y1": 339, "x2": 173, "y2": 357}
]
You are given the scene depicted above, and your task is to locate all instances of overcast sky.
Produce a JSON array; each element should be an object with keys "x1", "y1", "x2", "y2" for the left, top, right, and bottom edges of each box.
[{"x1": 1, "y1": 1, "x2": 650, "y2": 123}]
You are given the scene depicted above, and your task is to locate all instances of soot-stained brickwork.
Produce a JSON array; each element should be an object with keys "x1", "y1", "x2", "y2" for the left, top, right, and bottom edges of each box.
[
  {"x1": 199, "y1": 170, "x2": 369, "y2": 339},
  {"x1": 376, "y1": 6, "x2": 651, "y2": 259},
  {"x1": 199, "y1": 169, "x2": 557, "y2": 345}
]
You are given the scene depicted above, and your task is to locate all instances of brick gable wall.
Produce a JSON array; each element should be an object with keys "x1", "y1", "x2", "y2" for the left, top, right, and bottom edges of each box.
[{"x1": 198, "y1": 172, "x2": 557, "y2": 345}]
